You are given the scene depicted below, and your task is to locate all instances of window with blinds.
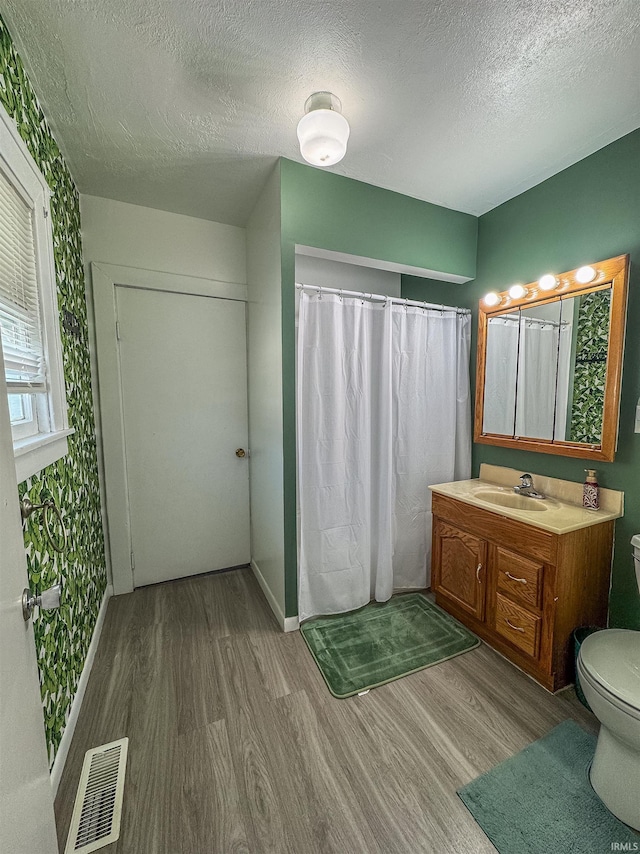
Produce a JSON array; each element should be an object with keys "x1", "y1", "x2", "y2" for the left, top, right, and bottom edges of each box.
[
  {"x1": 0, "y1": 106, "x2": 70, "y2": 480},
  {"x1": 0, "y1": 168, "x2": 46, "y2": 396}
]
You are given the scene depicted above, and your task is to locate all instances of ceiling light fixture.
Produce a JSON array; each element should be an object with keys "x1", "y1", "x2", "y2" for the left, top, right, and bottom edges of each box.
[
  {"x1": 297, "y1": 92, "x2": 350, "y2": 168},
  {"x1": 576, "y1": 265, "x2": 596, "y2": 284},
  {"x1": 483, "y1": 292, "x2": 501, "y2": 307},
  {"x1": 509, "y1": 284, "x2": 527, "y2": 299},
  {"x1": 538, "y1": 274, "x2": 558, "y2": 291}
]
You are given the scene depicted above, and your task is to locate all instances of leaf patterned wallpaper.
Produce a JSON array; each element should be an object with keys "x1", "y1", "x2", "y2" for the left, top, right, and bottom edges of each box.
[
  {"x1": 0, "y1": 17, "x2": 107, "y2": 767},
  {"x1": 569, "y1": 289, "x2": 611, "y2": 444}
]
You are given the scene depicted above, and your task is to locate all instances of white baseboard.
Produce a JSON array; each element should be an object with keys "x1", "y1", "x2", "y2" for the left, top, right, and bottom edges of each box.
[
  {"x1": 50, "y1": 583, "x2": 113, "y2": 796},
  {"x1": 250, "y1": 560, "x2": 299, "y2": 632}
]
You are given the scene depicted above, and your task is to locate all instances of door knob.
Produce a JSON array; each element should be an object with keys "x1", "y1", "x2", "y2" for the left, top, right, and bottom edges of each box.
[
  {"x1": 22, "y1": 583, "x2": 61, "y2": 622},
  {"x1": 235, "y1": 448, "x2": 246, "y2": 458}
]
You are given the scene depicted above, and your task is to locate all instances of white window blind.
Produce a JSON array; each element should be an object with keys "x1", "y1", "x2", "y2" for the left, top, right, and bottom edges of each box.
[{"x1": 0, "y1": 167, "x2": 46, "y2": 394}]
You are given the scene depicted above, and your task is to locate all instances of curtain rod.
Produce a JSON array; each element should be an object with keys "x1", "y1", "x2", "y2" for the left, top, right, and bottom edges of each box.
[
  {"x1": 491, "y1": 312, "x2": 569, "y2": 327},
  {"x1": 296, "y1": 283, "x2": 471, "y2": 315}
]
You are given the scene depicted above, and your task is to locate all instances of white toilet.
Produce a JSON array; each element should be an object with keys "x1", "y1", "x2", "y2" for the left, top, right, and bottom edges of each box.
[{"x1": 576, "y1": 534, "x2": 640, "y2": 831}]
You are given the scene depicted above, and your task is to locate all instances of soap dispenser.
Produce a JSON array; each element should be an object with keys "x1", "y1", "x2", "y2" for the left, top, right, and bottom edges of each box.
[{"x1": 583, "y1": 469, "x2": 599, "y2": 511}]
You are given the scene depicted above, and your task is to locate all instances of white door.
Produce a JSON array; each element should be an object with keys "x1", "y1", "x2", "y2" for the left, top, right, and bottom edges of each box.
[
  {"x1": 116, "y1": 286, "x2": 251, "y2": 587},
  {"x1": 0, "y1": 352, "x2": 58, "y2": 852}
]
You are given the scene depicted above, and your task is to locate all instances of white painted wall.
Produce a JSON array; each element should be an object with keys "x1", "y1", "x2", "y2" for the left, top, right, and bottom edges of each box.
[
  {"x1": 295, "y1": 254, "x2": 401, "y2": 297},
  {"x1": 81, "y1": 194, "x2": 247, "y2": 587},
  {"x1": 246, "y1": 165, "x2": 287, "y2": 625},
  {"x1": 80, "y1": 195, "x2": 246, "y2": 282}
]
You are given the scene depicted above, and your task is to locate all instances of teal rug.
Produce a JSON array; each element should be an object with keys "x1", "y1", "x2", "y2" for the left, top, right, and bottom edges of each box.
[
  {"x1": 300, "y1": 593, "x2": 479, "y2": 698},
  {"x1": 458, "y1": 720, "x2": 640, "y2": 853}
]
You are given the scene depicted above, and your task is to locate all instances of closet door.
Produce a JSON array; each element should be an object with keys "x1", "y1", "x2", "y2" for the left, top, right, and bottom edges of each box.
[{"x1": 115, "y1": 285, "x2": 251, "y2": 587}]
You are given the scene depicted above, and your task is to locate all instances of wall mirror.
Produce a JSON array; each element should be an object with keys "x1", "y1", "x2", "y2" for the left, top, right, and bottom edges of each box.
[{"x1": 475, "y1": 254, "x2": 629, "y2": 461}]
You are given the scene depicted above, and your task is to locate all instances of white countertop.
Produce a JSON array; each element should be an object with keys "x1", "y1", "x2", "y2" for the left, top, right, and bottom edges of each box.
[{"x1": 430, "y1": 465, "x2": 624, "y2": 535}]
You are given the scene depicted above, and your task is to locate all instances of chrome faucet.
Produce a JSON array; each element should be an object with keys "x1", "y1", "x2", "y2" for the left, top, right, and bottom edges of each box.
[{"x1": 513, "y1": 473, "x2": 546, "y2": 499}]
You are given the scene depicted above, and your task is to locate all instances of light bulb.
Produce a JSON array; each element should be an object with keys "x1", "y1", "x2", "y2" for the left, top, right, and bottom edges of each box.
[
  {"x1": 483, "y1": 292, "x2": 501, "y2": 307},
  {"x1": 576, "y1": 265, "x2": 596, "y2": 284},
  {"x1": 509, "y1": 284, "x2": 526, "y2": 299},
  {"x1": 538, "y1": 274, "x2": 558, "y2": 291},
  {"x1": 297, "y1": 108, "x2": 350, "y2": 167}
]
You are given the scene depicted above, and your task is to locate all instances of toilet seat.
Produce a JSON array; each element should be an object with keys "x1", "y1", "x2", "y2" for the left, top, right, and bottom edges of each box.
[
  {"x1": 579, "y1": 629, "x2": 640, "y2": 714},
  {"x1": 578, "y1": 658, "x2": 640, "y2": 721}
]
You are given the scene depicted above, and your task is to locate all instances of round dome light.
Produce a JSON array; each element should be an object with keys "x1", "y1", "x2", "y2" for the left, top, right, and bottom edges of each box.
[
  {"x1": 576, "y1": 265, "x2": 596, "y2": 284},
  {"x1": 297, "y1": 92, "x2": 350, "y2": 168},
  {"x1": 538, "y1": 274, "x2": 558, "y2": 291},
  {"x1": 509, "y1": 284, "x2": 526, "y2": 299},
  {"x1": 483, "y1": 292, "x2": 501, "y2": 307}
]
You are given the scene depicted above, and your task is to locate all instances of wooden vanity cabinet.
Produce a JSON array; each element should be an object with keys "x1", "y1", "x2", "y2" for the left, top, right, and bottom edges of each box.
[{"x1": 431, "y1": 492, "x2": 614, "y2": 692}]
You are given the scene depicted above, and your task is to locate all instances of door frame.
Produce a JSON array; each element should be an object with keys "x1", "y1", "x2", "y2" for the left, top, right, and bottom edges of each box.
[{"x1": 91, "y1": 263, "x2": 248, "y2": 594}]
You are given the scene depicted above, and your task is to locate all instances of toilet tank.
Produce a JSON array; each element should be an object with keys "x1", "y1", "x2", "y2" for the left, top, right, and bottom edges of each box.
[{"x1": 633, "y1": 534, "x2": 640, "y2": 595}]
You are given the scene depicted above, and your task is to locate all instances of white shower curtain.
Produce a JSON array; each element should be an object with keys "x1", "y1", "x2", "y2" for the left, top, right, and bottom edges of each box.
[
  {"x1": 515, "y1": 322, "x2": 560, "y2": 439},
  {"x1": 515, "y1": 321, "x2": 573, "y2": 440},
  {"x1": 483, "y1": 318, "x2": 519, "y2": 435},
  {"x1": 296, "y1": 291, "x2": 471, "y2": 621}
]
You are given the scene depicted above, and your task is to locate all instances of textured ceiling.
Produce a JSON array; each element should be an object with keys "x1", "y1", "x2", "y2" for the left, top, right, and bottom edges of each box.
[{"x1": 4, "y1": 0, "x2": 640, "y2": 226}]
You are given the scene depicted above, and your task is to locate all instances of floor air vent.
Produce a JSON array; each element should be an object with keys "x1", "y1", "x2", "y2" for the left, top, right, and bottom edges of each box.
[{"x1": 65, "y1": 738, "x2": 129, "y2": 853}]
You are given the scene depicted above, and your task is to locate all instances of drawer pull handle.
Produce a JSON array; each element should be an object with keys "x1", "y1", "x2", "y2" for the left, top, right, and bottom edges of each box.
[
  {"x1": 476, "y1": 564, "x2": 482, "y2": 582},
  {"x1": 505, "y1": 618, "x2": 525, "y2": 633},
  {"x1": 505, "y1": 571, "x2": 527, "y2": 584}
]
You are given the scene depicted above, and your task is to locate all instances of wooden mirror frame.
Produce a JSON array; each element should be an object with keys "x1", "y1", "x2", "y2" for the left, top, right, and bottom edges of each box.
[{"x1": 474, "y1": 254, "x2": 629, "y2": 462}]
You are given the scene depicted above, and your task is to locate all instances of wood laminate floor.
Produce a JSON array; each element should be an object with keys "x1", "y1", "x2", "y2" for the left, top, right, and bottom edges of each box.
[{"x1": 54, "y1": 567, "x2": 598, "y2": 854}]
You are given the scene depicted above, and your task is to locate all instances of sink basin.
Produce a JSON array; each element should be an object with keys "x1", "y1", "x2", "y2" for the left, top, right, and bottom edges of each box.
[{"x1": 473, "y1": 489, "x2": 549, "y2": 512}]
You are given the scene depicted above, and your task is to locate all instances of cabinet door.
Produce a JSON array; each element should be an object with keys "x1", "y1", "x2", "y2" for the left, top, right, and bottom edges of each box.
[{"x1": 433, "y1": 518, "x2": 487, "y2": 620}]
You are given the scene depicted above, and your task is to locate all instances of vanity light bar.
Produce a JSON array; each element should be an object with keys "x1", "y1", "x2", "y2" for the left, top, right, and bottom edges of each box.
[{"x1": 482, "y1": 263, "x2": 599, "y2": 307}]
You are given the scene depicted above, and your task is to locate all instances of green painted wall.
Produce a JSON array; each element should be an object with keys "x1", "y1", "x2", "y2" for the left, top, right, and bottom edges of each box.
[
  {"x1": 1, "y1": 18, "x2": 107, "y2": 764},
  {"x1": 401, "y1": 276, "x2": 475, "y2": 311},
  {"x1": 280, "y1": 158, "x2": 478, "y2": 279},
  {"x1": 280, "y1": 158, "x2": 479, "y2": 616},
  {"x1": 468, "y1": 129, "x2": 640, "y2": 629}
]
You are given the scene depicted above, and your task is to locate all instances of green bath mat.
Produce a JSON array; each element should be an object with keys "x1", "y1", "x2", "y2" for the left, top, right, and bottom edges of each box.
[
  {"x1": 458, "y1": 720, "x2": 640, "y2": 853},
  {"x1": 300, "y1": 593, "x2": 480, "y2": 698}
]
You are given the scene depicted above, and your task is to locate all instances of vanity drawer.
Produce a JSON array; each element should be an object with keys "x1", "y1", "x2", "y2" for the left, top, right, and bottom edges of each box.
[
  {"x1": 495, "y1": 547, "x2": 543, "y2": 610},
  {"x1": 494, "y1": 593, "x2": 541, "y2": 658}
]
